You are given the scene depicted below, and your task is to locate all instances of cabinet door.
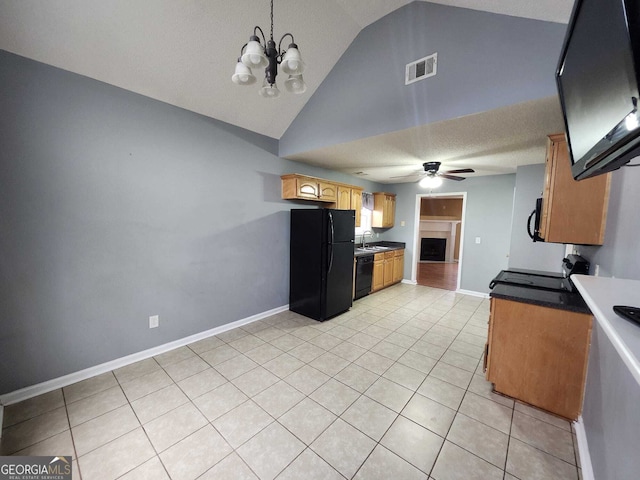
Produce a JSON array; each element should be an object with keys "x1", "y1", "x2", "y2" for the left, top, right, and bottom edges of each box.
[
  {"x1": 485, "y1": 298, "x2": 495, "y2": 376},
  {"x1": 383, "y1": 252, "x2": 395, "y2": 287},
  {"x1": 372, "y1": 259, "x2": 384, "y2": 291},
  {"x1": 337, "y1": 186, "x2": 352, "y2": 210},
  {"x1": 318, "y1": 182, "x2": 338, "y2": 202},
  {"x1": 372, "y1": 192, "x2": 396, "y2": 228},
  {"x1": 351, "y1": 189, "x2": 363, "y2": 227},
  {"x1": 393, "y1": 253, "x2": 404, "y2": 283},
  {"x1": 382, "y1": 194, "x2": 396, "y2": 228},
  {"x1": 540, "y1": 134, "x2": 610, "y2": 245},
  {"x1": 486, "y1": 298, "x2": 592, "y2": 420},
  {"x1": 296, "y1": 177, "x2": 320, "y2": 199}
]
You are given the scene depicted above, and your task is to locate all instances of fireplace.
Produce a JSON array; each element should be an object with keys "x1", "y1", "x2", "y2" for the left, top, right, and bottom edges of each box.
[{"x1": 421, "y1": 238, "x2": 446, "y2": 261}]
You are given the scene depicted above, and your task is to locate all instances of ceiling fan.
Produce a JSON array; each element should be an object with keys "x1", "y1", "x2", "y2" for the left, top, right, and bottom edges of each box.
[{"x1": 391, "y1": 161, "x2": 475, "y2": 187}]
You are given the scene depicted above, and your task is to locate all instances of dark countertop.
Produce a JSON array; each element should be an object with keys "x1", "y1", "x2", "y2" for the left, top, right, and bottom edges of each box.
[
  {"x1": 501, "y1": 268, "x2": 563, "y2": 278},
  {"x1": 354, "y1": 241, "x2": 406, "y2": 258},
  {"x1": 490, "y1": 283, "x2": 591, "y2": 314}
]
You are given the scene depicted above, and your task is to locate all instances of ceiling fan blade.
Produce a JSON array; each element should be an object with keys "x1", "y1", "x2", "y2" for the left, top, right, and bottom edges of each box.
[
  {"x1": 439, "y1": 174, "x2": 466, "y2": 181},
  {"x1": 390, "y1": 172, "x2": 425, "y2": 179},
  {"x1": 444, "y1": 168, "x2": 475, "y2": 174}
]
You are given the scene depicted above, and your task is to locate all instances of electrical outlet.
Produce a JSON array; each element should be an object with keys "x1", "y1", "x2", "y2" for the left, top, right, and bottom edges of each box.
[
  {"x1": 475, "y1": 237, "x2": 481, "y2": 244},
  {"x1": 149, "y1": 315, "x2": 159, "y2": 328},
  {"x1": 594, "y1": 264, "x2": 600, "y2": 277},
  {"x1": 400, "y1": 221, "x2": 406, "y2": 227}
]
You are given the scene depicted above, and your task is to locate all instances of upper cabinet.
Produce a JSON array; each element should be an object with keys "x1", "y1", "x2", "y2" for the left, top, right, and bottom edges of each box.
[
  {"x1": 372, "y1": 192, "x2": 396, "y2": 228},
  {"x1": 539, "y1": 134, "x2": 611, "y2": 245},
  {"x1": 281, "y1": 174, "x2": 364, "y2": 227},
  {"x1": 282, "y1": 174, "x2": 337, "y2": 202}
]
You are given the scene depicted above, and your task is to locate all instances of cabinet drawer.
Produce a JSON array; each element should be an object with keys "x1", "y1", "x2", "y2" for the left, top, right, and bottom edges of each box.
[{"x1": 384, "y1": 251, "x2": 395, "y2": 259}]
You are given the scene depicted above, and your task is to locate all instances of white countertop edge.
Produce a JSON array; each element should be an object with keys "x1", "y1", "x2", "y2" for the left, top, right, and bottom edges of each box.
[{"x1": 572, "y1": 275, "x2": 640, "y2": 386}]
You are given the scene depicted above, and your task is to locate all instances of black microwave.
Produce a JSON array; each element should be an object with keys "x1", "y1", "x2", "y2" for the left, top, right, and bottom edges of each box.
[{"x1": 527, "y1": 198, "x2": 544, "y2": 242}]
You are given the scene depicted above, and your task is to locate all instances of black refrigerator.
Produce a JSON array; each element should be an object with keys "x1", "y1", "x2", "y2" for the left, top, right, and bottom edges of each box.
[{"x1": 290, "y1": 209, "x2": 355, "y2": 321}]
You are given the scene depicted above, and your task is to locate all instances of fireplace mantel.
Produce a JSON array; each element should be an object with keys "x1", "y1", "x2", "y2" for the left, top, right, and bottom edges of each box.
[{"x1": 419, "y1": 219, "x2": 461, "y2": 262}]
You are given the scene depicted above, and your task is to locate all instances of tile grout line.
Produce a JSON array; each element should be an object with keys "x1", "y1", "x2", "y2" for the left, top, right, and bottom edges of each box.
[{"x1": 61, "y1": 386, "x2": 82, "y2": 480}]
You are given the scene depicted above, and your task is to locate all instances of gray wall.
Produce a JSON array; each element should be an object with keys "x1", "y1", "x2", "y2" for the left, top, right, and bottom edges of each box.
[
  {"x1": 280, "y1": 1, "x2": 567, "y2": 157},
  {"x1": 0, "y1": 50, "x2": 383, "y2": 394},
  {"x1": 582, "y1": 321, "x2": 640, "y2": 479},
  {"x1": 386, "y1": 174, "x2": 516, "y2": 294},
  {"x1": 508, "y1": 164, "x2": 565, "y2": 272},
  {"x1": 580, "y1": 165, "x2": 640, "y2": 279}
]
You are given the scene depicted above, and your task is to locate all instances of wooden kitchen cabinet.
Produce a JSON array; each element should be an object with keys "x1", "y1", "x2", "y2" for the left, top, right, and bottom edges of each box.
[
  {"x1": 538, "y1": 134, "x2": 610, "y2": 245},
  {"x1": 372, "y1": 253, "x2": 385, "y2": 292},
  {"x1": 351, "y1": 187, "x2": 363, "y2": 227},
  {"x1": 383, "y1": 251, "x2": 395, "y2": 287},
  {"x1": 485, "y1": 297, "x2": 592, "y2": 420},
  {"x1": 393, "y1": 249, "x2": 404, "y2": 283},
  {"x1": 337, "y1": 185, "x2": 352, "y2": 209},
  {"x1": 281, "y1": 174, "x2": 363, "y2": 226},
  {"x1": 372, "y1": 192, "x2": 396, "y2": 228},
  {"x1": 336, "y1": 185, "x2": 363, "y2": 227},
  {"x1": 281, "y1": 174, "x2": 337, "y2": 202},
  {"x1": 371, "y1": 249, "x2": 404, "y2": 292}
]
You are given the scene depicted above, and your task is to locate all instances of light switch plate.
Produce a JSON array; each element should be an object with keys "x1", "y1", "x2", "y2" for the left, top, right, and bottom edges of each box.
[
  {"x1": 475, "y1": 237, "x2": 481, "y2": 244},
  {"x1": 149, "y1": 315, "x2": 159, "y2": 328}
]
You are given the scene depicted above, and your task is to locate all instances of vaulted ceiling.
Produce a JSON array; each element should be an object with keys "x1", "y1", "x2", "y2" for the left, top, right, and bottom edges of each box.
[{"x1": 0, "y1": 0, "x2": 575, "y2": 181}]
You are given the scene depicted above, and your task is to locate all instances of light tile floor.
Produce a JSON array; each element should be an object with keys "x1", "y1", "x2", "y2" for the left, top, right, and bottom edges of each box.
[{"x1": 1, "y1": 284, "x2": 583, "y2": 480}]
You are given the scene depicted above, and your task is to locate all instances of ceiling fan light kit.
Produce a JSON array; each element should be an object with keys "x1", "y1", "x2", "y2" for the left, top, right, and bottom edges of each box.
[
  {"x1": 419, "y1": 176, "x2": 443, "y2": 188},
  {"x1": 233, "y1": 0, "x2": 306, "y2": 98}
]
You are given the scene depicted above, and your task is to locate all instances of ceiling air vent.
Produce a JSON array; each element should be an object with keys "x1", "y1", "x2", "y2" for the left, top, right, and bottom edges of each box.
[{"x1": 405, "y1": 53, "x2": 437, "y2": 85}]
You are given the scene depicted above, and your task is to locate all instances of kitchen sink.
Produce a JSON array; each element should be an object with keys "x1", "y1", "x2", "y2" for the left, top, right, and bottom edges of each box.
[{"x1": 356, "y1": 246, "x2": 389, "y2": 252}]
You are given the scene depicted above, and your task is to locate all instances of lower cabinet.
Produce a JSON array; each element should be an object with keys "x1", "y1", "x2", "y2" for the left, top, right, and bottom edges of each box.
[
  {"x1": 371, "y1": 249, "x2": 404, "y2": 292},
  {"x1": 393, "y1": 250, "x2": 404, "y2": 283},
  {"x1": 485, "y1": 297, "x2": 592, "y2": 420},
  {"x1": 383, "y1": 252, "x2": 395, "y2": 288},
  {"x1": 372, "y1": 253, "x2": 384, "y2": 292}
]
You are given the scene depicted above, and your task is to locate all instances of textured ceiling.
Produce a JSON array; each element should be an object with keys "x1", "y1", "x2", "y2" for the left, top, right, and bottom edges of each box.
[
  {"x1": 0, "y1": 0, "x2": 574, "y2": 181},
  {"x1": 285, "y1": 97, "x2": 566, "y2": 183}
]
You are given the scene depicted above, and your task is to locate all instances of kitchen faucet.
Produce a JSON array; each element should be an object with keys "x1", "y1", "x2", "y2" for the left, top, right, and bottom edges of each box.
[{"x1": 362, "y1": 230, "x2": 373, "y2": 248}]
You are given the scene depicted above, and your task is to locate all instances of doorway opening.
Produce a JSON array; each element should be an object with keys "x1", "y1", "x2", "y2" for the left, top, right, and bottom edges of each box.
[{"x1": 411, "y1": 193, "x2": 466, "y2": 291}]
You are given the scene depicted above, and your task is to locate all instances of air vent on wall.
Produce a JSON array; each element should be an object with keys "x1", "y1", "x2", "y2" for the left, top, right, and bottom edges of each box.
[{"x1": 405, "y1": 53, "x2": 437, "y2": 85}]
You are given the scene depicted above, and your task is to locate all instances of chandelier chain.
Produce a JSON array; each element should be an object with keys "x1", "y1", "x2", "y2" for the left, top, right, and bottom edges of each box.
[{"x1": 270, "y1": 0, "x2": 274, "y2": 40}]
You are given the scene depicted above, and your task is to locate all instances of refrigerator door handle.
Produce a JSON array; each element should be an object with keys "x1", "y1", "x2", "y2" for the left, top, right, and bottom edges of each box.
[{"x1": 328, "y1": 211, "x2": 335, "y2": 273}]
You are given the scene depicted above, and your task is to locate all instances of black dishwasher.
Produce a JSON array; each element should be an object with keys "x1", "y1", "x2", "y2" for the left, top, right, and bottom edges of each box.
[{"x1": 355, "y1": 255, "x2": 374, "y2": 300}]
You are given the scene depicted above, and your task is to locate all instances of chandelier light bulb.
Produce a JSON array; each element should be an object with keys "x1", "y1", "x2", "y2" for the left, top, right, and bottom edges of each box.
[
  {"x1": 232, "y1": 60, "x2": 256, "y2": 85},
  {"x1": 281, "y1": 44, "x2": 305, "y2": 75},
  {"x1": 419, "y1": 176, "x2": 443, "y2": 188},
  {"x1": 259, "y1": 79, "x2": 281, "y2": 98},
  {"x1": 284, "y1": 74, "x2": 307, "y2": 94},
  {"x1": 241, "y1": 36, "x2": 268, "y2": 69}
]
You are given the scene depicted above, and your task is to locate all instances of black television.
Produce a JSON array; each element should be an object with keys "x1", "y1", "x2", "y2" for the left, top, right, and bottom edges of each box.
[{"x1": 556, "y1": 0, "x2": 640, "y2": 180}]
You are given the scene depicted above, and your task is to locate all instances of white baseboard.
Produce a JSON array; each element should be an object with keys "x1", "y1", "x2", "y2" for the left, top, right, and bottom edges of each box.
[
  {"x1": 401, "y1": 279, "x2": 417, "y2": 285},
  {"x1": 456, "y1": 289, "x2": 490, "y2": 298},
  {"x1": 0, "y1": 304, "x2": 289, "y2": 407},
  {"x1": 574, "y1": 416, "x2": 595, "y2": 480}
]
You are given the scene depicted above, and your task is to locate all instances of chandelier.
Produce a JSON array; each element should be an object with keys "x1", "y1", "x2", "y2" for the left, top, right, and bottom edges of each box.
[{"x1": 232, "y1": 0, "x2": 306, "y2": 98}]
